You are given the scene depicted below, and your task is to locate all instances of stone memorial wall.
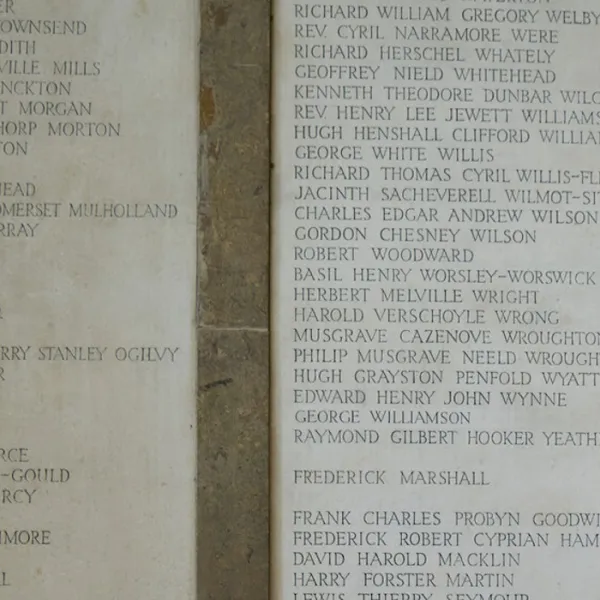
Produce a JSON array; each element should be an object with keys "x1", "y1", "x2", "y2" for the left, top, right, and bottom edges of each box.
[{"x1": 272, "y1": 1, "x2": 600, "y2": 599}]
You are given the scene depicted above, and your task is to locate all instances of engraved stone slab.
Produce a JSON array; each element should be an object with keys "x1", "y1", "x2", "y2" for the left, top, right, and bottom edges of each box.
[
  {"x1": 272, "y1": 1, "x2": 600, "y2": 599},
  {"x1": 0, "y1": 1, "x2": 197, "y2": 597}
]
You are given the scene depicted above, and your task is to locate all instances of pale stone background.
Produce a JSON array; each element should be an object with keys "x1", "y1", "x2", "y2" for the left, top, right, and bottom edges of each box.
[{"x1": 198, "y1": 0, "x2": 270, "y2": 598}]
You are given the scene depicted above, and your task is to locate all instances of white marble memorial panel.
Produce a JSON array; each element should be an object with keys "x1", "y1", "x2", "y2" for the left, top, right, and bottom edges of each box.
[
  {"x1": 273, "y1": 1, "x2": 600, "y2": 598},
  {"x1": 0, "y1": 1, "x2": 197, "y2": 597}
]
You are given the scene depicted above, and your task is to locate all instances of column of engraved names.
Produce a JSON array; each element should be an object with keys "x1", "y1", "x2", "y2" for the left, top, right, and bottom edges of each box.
[
  {"x1": 0, "y1": 2, "x2": 119, "y2": 235},
  {"x1": 283, "y1": 2, "x2": 600, "y2": 600},
  {"x1": 0, "y1": 0, "x2": 192, "y2": 596},
  {"x1": 0, "y1": 2, "x2": 116, "y2": 590}
]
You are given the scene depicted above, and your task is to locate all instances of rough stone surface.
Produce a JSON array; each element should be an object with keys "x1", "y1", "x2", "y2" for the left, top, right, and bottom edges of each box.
[
  {"x1": 198, "y1": 0, "x2": 270, "y2": 598},
  {"x1": 199, "y1": 0, "x2": 270, "y2": 329}
]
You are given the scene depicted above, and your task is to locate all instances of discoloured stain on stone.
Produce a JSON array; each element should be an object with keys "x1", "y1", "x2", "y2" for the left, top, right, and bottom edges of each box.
[
  {"x1": 136, "y1": 0, "x2": 148, "y2": 15},
  {"x1": 200, "y1": 85, "x2": 216, "y2": 130},
  {"x1": 210, "y1": 3, "x2": 231, "y2": 28}
]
